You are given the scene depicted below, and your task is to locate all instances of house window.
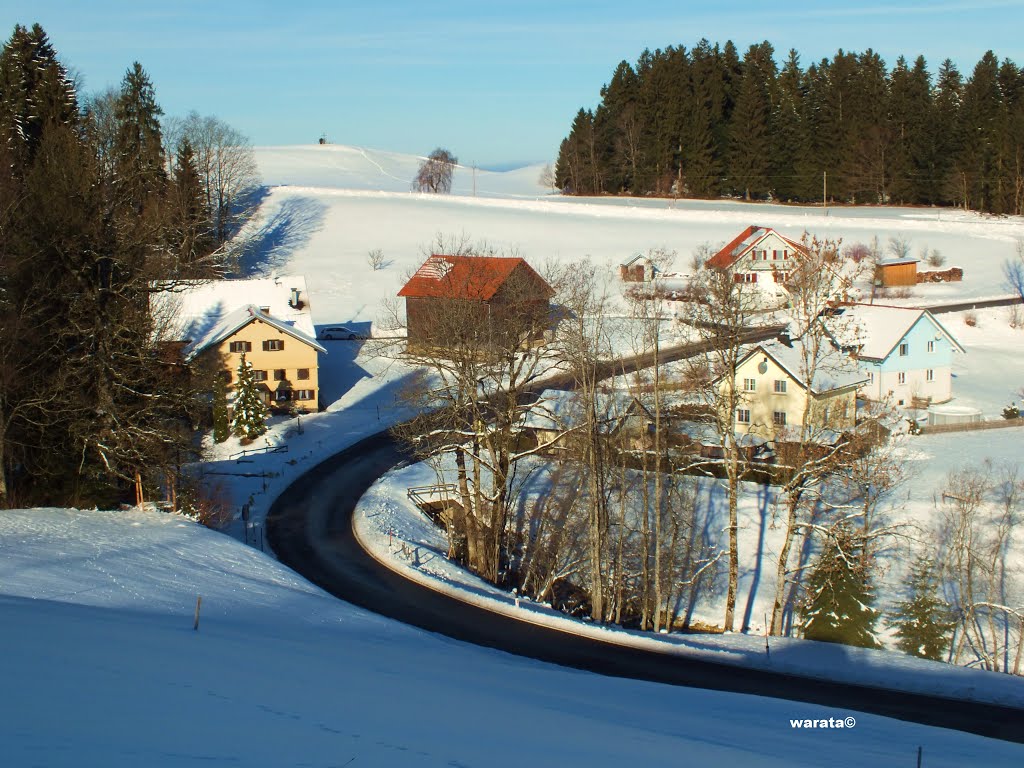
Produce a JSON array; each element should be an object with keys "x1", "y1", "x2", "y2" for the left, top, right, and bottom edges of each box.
[
  {"x1": 774, "y1": 380, "x2": 787, "y2": 393},
  {"x1": 229, "y1": 341, "x2": 252, "y2": 353},
  {"x1": 899, "y1": 343, "x2": 908, "y2": 356},
  {"x1": 737, "y1": 409, "x2": 751, "y2": 424},
  {"x1": 927, "y1": 340, "x2": 935, "y2": 353},
  {"x1": 745, "y1": 273, "x2": 757, "y2": 283},
  {"x1": 773, "y1": 250, "x2": 779, "y2": 260},
  {"x1": 926, "y1": 369, "x2": 934, "y2": 382},
  {"x1": 743, "y1": 378, "x2": 757, "y2": 392},
  {"x1": 252, "y1": 369, "x2": 268, "y2": 382},
  {"x1": 898, "y1": 372, "x2": 906, "y2": 384},
  {"x1": 275, "y1": 389, "x2": 291, "y2": 402},
  {"x1": 783, "y1": 250, "x2": 789, "y2": 259},
  {"x1": 294, "y1": 389, "x2": 315, "y2": 400},
  {"x1": 297, "y1": 368, "x2": 310, "y2": 380},
  {"x1": 773, "y1": 411, "x2": 788, "y2": 426},
  {"x1": 866, "y1": 371, "x2": 874, "y2": 383},
  {"x1": 263, "y1": 339, "x2": 284, "y2": 351},
  {"x1": 274, "y1": 369, "x2": 286, "y2": 381}
]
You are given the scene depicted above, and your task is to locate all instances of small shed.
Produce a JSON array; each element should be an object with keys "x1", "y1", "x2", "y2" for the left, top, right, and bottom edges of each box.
[
  {"x1": 620, "y1": 255, "x2": 657, "y2": 283},
  {"x1": 876, "y1": 257, "x2": 919, "y2": 287}
]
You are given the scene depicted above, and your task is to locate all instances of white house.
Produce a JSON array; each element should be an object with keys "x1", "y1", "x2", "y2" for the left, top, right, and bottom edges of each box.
[
  {"x1": 704, "y1": 225, "x2": 807, "y2": 306},
  {"x1": 823, "y1": 303, "x2": 965, "y2": 407}
]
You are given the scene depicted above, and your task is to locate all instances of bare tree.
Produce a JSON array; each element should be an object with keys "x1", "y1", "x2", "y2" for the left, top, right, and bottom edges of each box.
[
  {"x1": 682, "y1": 255, "x2": 763, "y2": 632},
  {"x1": 367, "y1": 248, "x2": 387, "y2": 271},
  {"x1": 414, "y1": 148, "x2": 458, "y2": 194},
  {"x1": 939, "y1": 463, "x2": 1023, "y2": 673},
  {"x1": 538, "y1": 163, "x2": 557, "y2": 193},
  {"x1": 165, "y1": 112, "x2": 262, "y2": 244},
  {"x1": 385, "y1": 241, "x2": 561, "y2": 582},
  {"x1": 1005, "y1": 240, "x2": 1024, "y2": 303}
]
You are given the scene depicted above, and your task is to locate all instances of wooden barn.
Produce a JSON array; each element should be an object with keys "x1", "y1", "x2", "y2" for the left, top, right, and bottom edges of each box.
[
  {"x1": 875, "y1": 256, "x2": 919, "y2": 287},
  {"x1": 398, "y1": 254, "x2": 554, "y2": 349}
]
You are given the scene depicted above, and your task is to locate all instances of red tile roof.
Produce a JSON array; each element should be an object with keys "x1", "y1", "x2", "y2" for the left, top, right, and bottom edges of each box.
[
  {"x1": 705, "y1": 225, "x2": 807, "y2": 270},
  {"x1": 398, "y1": 255, "x2": 552, "y2": 300}
]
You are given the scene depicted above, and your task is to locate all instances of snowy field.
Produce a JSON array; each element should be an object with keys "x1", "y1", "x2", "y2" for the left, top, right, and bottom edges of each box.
[
  {"x1": 245, "y1": 143, "x2": 1024, "y2": 336},
  {"x1": 3, "y1": 506, "x2": 1024, "y2": 767}
]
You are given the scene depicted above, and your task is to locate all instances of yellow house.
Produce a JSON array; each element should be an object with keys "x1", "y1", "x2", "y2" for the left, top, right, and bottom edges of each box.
[
  {"x1": 721, "y1": 340, "x2": 867, "y2": 441},
  {"x1": 154, "y1": 275, "x2": 326, "y2": 413}
]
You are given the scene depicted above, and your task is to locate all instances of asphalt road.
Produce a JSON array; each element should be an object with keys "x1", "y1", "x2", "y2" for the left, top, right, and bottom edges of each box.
[{"x1": 267, "y1": 430, "x2": 1024, "y2": 745}]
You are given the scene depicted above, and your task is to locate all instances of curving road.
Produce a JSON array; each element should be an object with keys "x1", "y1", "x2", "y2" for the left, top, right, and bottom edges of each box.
[{"x1": 267, "y1": 430, "x2": 1024, "y2": 745}]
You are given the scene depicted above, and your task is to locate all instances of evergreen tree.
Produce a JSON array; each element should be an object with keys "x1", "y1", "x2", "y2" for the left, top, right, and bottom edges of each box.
[
  {"x1": 114, "y1": 61, "x2": 166, "y2": 211},
  {"x1": 170, "y1": 137, "x2": 215, "y2": 276},
  {"x1": 0, "y1": 23, "x2": 78, "y2": 168},
  {"x1": 212, "y1": 372, "x2": 230, "y2": 443},
  {"x1": 958, "y1": 51, "x2": 1003, "y2": 212},
  {"x1": 801, "y1": 524, "x2": 880, "y2": 649},
  {"x1": 933, "y1": 59, "x2": 965, "y2": 205},
  {"x1": 728, "y1": 42, "x2": 776, "y2": 200},
  {"x1": 231, "y1": 354, "x2": 268, "y2": 441},
  {"x1": 770, "y1": 50, "x2": 808, "y2": 201},
  {"x1": 889, "y1": 555, "x2": 956, "y2": 661}
]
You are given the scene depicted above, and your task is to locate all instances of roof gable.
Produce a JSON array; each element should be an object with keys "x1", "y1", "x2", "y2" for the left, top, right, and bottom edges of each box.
[
  {"x1": 823, "y1": 304, "x2": 965, "y2": 361},
  {"x1": 705, "y1": 226, "x2": 807, "y2": 270},
  {"x1": 734, "y1": 340, "x2": 868, "y2": 395},
  {"x1": 183, "y1": 305, "x2": 326, "y2": 361},
  {"x1": 398, "y1": 255, "x2": 553, "y2": 301}
]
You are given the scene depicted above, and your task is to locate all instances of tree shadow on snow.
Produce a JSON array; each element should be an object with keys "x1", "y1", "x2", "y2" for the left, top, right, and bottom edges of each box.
[{"x1": 235, "y1": 193, "x2": 328, "y2": 277}]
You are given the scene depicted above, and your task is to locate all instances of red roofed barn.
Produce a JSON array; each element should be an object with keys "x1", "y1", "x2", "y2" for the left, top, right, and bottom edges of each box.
[{"x1": 398, "y1": 254, "x2": 554, "y2": 349}]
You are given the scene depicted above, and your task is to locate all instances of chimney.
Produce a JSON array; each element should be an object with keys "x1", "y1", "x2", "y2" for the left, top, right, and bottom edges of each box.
[{"x1": 289, "y1": 287, "x2": 303, "y2": 309}]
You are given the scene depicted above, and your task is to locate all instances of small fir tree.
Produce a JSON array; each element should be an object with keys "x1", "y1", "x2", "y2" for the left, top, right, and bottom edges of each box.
[
  {"x1": 889, "y1": 554, "x2": 956, "y2": 661},
  {"x1": 231, "y1": 354, "x2": 268, "y2": 441},
  {"x1": 212, "y1": 372, "x2": 230, "y2": 443},
  {"x1": 801, "y1": 524, "x2": 880, "y2": 648}
]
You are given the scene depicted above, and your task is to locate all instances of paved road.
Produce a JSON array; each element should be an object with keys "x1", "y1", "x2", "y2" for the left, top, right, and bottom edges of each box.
[
  {"x1": 267, "y1": 431, "x2": 1024, "y2": 745},
  {"x1": 921, "y1": 295, "x2": 1023, "y2": 314}
]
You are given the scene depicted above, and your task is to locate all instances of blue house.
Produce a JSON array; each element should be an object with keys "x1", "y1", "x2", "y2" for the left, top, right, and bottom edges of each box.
[{"x1": 823, "y1": 304, "x2": 965, "y2": 407}]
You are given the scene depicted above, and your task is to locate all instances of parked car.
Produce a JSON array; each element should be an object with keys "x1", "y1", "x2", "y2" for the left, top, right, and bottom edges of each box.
[{"x1": 319, "y1": 326, "x2": 359, "y2": 340}]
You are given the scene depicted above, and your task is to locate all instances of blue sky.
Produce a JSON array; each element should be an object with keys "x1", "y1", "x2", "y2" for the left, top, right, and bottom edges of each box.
[{"x1": 4, "y1": 0, "x2": 1024, "y2": 167}]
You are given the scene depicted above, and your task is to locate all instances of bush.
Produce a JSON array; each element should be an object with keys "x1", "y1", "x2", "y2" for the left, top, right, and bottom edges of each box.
[
  {"x1": 926, "y1": 248, "x2": 946, "y2": 268},
  {"x1": 1008, "y1": 304, "x2": 1022, "y2": 329},
  {"x1": 964, "y1": 310, "x2": 978, "y2": 327},
  {"x1": 368, "y1": 248, "x2": 386, "y2": 271},
  {"x1": 1003, "y1": 403, "x2": 1021, "y2": 420}
]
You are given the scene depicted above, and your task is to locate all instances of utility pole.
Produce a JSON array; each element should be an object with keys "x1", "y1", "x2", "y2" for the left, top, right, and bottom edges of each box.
[{"x1": 823, "y1": 170, "x2": 827, "y2": 212}]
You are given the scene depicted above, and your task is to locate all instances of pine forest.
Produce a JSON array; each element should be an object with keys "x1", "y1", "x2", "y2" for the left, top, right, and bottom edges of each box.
[{"x1": 556, "y1": 40, "x2": 1024, "y2": 214}]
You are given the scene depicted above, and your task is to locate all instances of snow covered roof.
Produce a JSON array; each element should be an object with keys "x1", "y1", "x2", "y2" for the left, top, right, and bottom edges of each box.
[
  {"x1": 523, "y1": 389, "x2": 653, "y2": 433},
  {"x1": 822, "y1": 304, "x2": 965, "y2": 361},
  {"x1": 705, "y1": 225, "x2": 806, "y2": 270},
  {"x1": 151, "y1": 275, "x2": 325, "y2": 360},
  {"x1": 738, "y1": 339, "x2": 868, "y2": 395},
  {"x1": 878, "y1": 256, "x2": 920, "y2": 266}
]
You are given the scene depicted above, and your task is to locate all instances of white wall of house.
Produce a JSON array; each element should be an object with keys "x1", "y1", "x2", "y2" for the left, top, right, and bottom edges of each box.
[{"x1": 863, "y1": 364, "x2": 953, "y2": 406}]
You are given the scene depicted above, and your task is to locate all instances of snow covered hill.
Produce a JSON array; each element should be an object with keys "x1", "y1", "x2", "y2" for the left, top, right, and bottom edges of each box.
[
  {"x1": 245, "y1": 144, "x2": 1024, "y2": 333},
  {"x1": 3, "y1": 506, "x2": 1023, "y2": 767},
  {"x1": 255, "y1": 143, "x2": 549, "y2": 197}
]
